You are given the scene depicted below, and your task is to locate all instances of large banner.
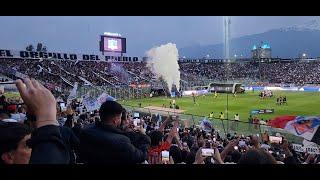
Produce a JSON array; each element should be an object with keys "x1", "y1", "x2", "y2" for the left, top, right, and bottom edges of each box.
[
  {"x1": 182, "y1": 89, "x2": 209, "y2": 96},
  {"x1": 245, "y1": 86, "x2": 320, "y2": 92},
  {"x1": 0, "y1": 49, "x2": 141, "y2": 62},
  {"x1": 250, "y1": 109, "x2": 274, "y2": 115},
  {"x1": 82, "y1": 95, "x2": 100, "y2": 112},
  {"x1": 268, "y1": 116, "x2": 320, "y2": 144},
  {"x1": 292, "y1": 143, "x2": 320, "y2": 154}
]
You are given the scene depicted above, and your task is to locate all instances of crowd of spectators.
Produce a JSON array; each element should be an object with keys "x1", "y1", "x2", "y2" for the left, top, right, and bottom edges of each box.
[
  {"x1": 2, "y1": 58, "x2": 320, "y2": 96},
  {"x1": 1, "y1": 78, "x2": 319, "y2": 164},
  {"x1": 180, "y1": 61, "x2": 320, "y2": 85}
]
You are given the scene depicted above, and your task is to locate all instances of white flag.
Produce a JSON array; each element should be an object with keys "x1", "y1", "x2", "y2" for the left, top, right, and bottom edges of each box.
[
  {"x1": 67, "y1": 82, "x2": 78, "y2": 105},
  {"x1": 83, "y1": 96, "x2": 100, "y2": 112}
]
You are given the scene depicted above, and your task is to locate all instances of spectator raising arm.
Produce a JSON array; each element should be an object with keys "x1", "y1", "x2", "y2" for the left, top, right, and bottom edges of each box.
[
  {"x1": 158, "y1": 116, "x2": 171, "y2": 132},
  {"x1": 220, "y1": 139, "x2": 239, "y2": 161},
  {"x1": 165, "y1": 119, "x2": 180, "y2": 145},
  {"x1": 16, "y1": 78, "x2": 69, "y2": 164}
]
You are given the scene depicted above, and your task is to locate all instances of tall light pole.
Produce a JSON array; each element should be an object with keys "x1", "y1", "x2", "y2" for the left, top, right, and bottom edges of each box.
[
  {"x1": 223, "y1": 16, "x2": 231, "y2": 132},
  {"x1": 223, "y1": 16, "x2": 231, "y2": 62}
]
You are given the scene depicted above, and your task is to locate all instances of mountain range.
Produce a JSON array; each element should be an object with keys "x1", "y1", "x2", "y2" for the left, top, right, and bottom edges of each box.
[{"x1": 179, "y1": 19, "x2": 320, "y2": 59}]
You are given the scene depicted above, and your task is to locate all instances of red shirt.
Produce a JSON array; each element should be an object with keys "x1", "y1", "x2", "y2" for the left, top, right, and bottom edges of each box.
[{"x1": 148, "y1": 141, "x2": 171, "y2": 155}]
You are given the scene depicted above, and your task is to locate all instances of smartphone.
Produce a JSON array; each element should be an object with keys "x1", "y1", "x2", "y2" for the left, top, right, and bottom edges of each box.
[
  {"x1": 234, "y1": 146, "x2": 239, "y2": 150},
  {"x1": 213, "y1": 138, "x2": 216, "y2": 142},
  {"x1": 133, "y1": 112, "x2": 140, "y2": 118},
  {"x1": 201, "y1": 148, "x2": 214, "y2": 157},
  {"x1": 161, "y1": 151, "x2": 170, "y2": 162},
  {"x1": 239, "y1": 140, "x2": 246, "y2": 147},
  {"x1": 269, "y1": 136, "x2": 283, "y2": 144},
  {"x1": 60, "y1": 102, "x2": 66, "y2": 111}
]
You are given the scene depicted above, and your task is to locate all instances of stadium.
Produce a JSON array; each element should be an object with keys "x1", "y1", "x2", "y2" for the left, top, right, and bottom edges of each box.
[
  {"x1": 2, "y1": 41, "x2": 320, "y2": 140},
  {"x1": 1, "y1": 16, "x2": 320, "y2": 165}
]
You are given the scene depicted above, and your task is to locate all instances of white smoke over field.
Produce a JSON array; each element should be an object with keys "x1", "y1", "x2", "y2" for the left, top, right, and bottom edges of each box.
[{"x1": 146, "y1": 43, "x2": 180, "y2": 92}]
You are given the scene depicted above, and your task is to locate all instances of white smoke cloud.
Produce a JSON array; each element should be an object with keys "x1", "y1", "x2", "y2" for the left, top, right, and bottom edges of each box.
[{"x1": 146, "y1": 43, "x2": 180, "y2": 92}]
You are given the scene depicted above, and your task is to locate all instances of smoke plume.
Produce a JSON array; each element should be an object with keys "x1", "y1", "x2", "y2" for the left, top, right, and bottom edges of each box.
[{"x1": 146, "y1": 43, "x2": 180, "y2": 92}]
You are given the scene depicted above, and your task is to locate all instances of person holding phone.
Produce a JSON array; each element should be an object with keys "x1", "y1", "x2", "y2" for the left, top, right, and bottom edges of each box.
[
  {"x1": 11, "y1": 78, "x2": 69, "y2": 164},
  {"x1": 80, "y1": 101, "x2": 150, "y2": 164},
  {"x1": 148, "y1": 116, "x2": 180, "y2": 164},
  {"x1": 120, "y1": 109, "x2": 151, "y2": 155}
]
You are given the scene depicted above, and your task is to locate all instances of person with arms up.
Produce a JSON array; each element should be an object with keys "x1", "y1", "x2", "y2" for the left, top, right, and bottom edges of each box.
[{"x1": 148, "y1": 116, "x2": 180, "y2": 164}]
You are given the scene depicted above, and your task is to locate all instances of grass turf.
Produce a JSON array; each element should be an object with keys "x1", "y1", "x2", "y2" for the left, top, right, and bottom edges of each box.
[{"x1": 121, "y1": 91, "x2": 320, "y2": 122}]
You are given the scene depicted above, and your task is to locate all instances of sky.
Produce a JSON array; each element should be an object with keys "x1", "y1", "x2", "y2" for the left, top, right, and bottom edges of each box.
[{"x1": 0, "y1": 16, "x2": 317, "y2": 56}]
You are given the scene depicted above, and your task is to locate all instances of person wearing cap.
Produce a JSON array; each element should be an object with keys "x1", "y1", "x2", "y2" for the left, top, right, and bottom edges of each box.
[
  {"x1": 79, "y1": 100, "x2": 150, "y2": 164},
  {"x1": 1, "y1": 78, "x2": 69, "y2": 164},
  {"x1": 0, "y1": 122, "x2": 31, "y2": 164}
]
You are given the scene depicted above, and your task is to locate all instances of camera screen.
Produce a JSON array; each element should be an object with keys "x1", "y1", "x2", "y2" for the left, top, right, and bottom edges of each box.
[{"x1": 201, "y1": 148, "x2": 214, "y2": 156}]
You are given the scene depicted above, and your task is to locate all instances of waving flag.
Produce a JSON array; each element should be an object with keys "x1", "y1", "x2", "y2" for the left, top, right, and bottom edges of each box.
[
  {"x1": 97, "y1": 93, "x2": 116, "y2": 105},
  {"x1": 268, "y1": 116, "x2": 320, "y2": 144},
  {"x1": 67, "y1": 82, "x2": 78, "y2": 105},
  {"x1": 82, "y1": 95, "x2": 100, "y2": 112},
  {"x1": 200, "y1": 118, "x2": 213, "y2": 132}
]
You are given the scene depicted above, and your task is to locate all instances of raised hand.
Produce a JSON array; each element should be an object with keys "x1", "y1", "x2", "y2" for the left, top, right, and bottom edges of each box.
[
  {"x1": 16, "y1": 78, "x2": 58, "y2": 128},
  {"x1": 212, "y1": 148, "x2": 224, "y2": 164},
  {"x1": 194, "y1": 148, "x2": 206, "y2": 164}
]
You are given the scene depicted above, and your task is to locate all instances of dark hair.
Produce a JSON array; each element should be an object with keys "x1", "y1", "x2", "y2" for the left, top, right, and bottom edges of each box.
[
  {"x1": 0, "y1": 122, "x2": 31, "y2": 164},
  {"x1": 99, "y1": 101, "x2": 123, "y2": 122},
  {"x1": 149, "y1": 130, "x2": 164, "y2": 147},
  {"x1": 64, "y1": 115, "x2": 74, "y2": 128},
  {"x1": 120, "y1": 109, "x2": 127, "y2": 127},
  {"x1": 169, "y1": 145, "x2": 182, "y2": 164},
  {"x1": 0, "y1": 95, "x2": 5, "y2": 102},
  {"x1": 17, "y1": 106, "x2": 24, "y2": 113},
  {"x1": 79, "y1": 114, "x2": 87, "y2": 121},
  {"x1": 185, "y1": 151, "x2": 196, "y2": 164},
  {"x1": 0, "y1": 112, "x2": 10, "y2": 120},
  {"x1": 121, "y1": 109, "x2": 127, "y2": 121},
  {"x1": 238, "y1": 149, "x2": 277, "y2": 164},
  {"x1": 231, "y1": 150, "x2": 242, "y2": 163}
]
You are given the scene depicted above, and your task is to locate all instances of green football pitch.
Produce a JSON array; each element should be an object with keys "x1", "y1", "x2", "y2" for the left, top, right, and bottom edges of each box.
[{"x1": 121, "y1": 91, "x2": 320, "y2": 122}]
